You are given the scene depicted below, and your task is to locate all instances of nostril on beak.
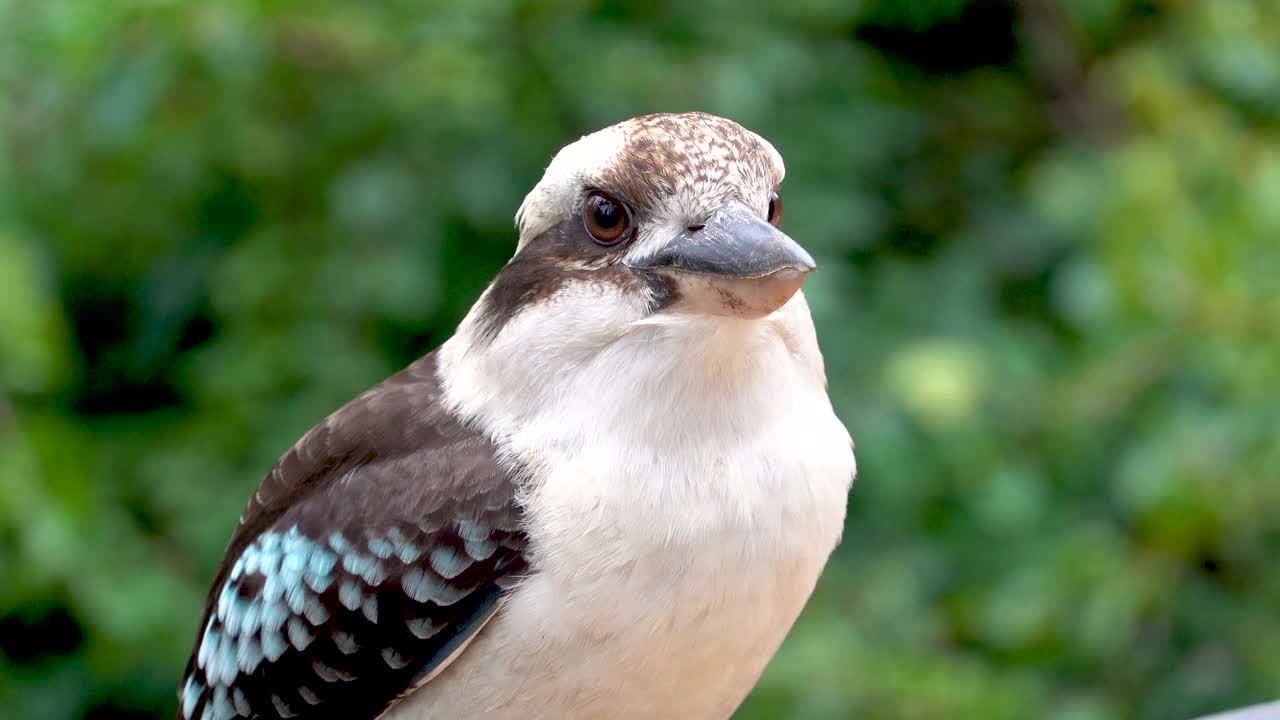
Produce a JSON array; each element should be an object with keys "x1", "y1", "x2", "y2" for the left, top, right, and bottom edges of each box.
[{"x1": 687, "y1": 224, "x2": 705, "y2": 232}]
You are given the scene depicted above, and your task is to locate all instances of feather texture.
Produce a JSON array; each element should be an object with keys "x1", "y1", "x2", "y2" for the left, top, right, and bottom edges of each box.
[{"x1": 177, "y1": 354, "x2": 527, "y2": 720}]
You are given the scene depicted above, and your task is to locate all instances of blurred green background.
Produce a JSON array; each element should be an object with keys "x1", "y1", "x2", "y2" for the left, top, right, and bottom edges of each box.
[{"x1": 2, "y1": 0, "x2": 1278, "y2": 718}]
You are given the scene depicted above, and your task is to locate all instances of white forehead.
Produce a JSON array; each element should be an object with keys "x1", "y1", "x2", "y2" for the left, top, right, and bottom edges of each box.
[
  {"x1": 515, "y1": 113, "x2": 785, "y2": 246},
  {"x1": 514, "y1": 123, "x2": 629, "y2": 245}
]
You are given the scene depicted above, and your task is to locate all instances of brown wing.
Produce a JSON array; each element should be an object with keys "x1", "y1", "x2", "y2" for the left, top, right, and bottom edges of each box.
[{"x1": 177, "y1": 352, "x2": 528, "y2": 720}]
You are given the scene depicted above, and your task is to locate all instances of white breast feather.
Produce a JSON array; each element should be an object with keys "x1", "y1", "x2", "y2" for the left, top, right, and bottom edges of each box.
[{"x1": 386, "y1": 290, "x2": 854, "y2": 720}]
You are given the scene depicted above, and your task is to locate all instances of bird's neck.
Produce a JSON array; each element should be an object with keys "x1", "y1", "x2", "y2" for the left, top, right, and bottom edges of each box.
[{"x1": 435, "y1": 291, "x2": 829, "y2": 449}]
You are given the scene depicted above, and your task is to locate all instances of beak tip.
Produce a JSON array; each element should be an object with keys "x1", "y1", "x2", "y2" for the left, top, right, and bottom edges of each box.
[{"x1": 794, "y1": 247, "x2": 817, "y2": 274}]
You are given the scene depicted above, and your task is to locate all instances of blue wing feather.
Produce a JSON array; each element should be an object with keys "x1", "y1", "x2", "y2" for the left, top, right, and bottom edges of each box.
[{"x1": 177, "y1": 353, "x2": 528, "y2": 720}]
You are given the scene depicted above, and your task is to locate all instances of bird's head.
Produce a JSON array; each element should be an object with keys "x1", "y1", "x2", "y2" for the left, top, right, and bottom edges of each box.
[{"x1": 466, "y1": 112, "x2": 815, "y2": 349}]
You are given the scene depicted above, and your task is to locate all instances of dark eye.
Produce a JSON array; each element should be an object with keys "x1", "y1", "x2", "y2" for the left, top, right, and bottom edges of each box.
[
  {"x1": 583, "y1": 191, "x2": 631, "y2": 245},
  {"x1": 767, "y1": 192, "x2": 783, "y2": 228}
]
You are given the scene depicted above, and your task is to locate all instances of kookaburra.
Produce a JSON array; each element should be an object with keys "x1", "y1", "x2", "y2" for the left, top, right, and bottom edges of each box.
[{"x1": 179, "y1": 112, "x2": 856, "y2": 720}]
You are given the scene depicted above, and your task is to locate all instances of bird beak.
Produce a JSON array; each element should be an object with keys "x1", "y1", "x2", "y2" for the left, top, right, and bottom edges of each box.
[{"x1": 625, "y1": 199, "x2": 816, "y2": 319}]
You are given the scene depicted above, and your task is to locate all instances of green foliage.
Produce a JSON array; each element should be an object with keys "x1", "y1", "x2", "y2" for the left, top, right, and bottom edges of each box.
[{"x1": 2, "y1": 0, "x2": 1277, "y2": 717}]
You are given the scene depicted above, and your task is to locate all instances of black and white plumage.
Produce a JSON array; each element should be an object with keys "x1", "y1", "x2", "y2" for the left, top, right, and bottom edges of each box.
[{"x1": 179, "y1": 112, "x2": 855, "y2": 720}]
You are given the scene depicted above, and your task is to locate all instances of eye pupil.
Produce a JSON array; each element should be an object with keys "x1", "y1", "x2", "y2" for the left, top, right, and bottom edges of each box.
[
  {"x1": 593, "y1": 200, "x2": 619, "y2": 228},
  {"x1": 584, "y1": 191, "x2": 631, "y2": 245},
  {"x1": 767, "y1": 192, "x2": 783, "y2": 227}
]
